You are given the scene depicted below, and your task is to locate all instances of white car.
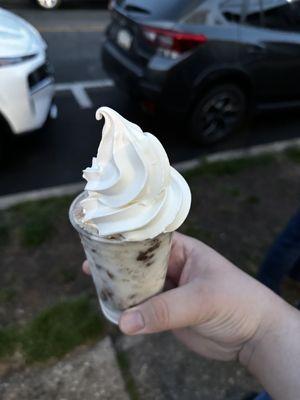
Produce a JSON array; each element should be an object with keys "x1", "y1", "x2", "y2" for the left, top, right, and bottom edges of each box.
[{"x1": 0, "y1": 8, "x2": 54, "y2": 138}]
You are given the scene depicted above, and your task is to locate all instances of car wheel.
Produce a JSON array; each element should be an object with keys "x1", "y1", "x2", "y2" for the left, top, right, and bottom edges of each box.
[
  {"x1": 35, "y1": 0, "x2": 61, "y2": 9},
  {"x1": 0, "y1": 116, "x2": 12, "y2": 164},
  {"x1": 190, "y1": 84, "x2": 247, "y2": 144}
]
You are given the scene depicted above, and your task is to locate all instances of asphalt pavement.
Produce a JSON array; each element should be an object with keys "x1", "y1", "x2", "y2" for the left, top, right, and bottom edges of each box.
[{"x1": 1, "y1": 1, "x2": 300, "y2": 196}]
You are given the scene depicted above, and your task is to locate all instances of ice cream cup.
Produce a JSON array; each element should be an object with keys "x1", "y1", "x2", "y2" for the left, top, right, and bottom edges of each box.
[{"x1": 69, "y1": 192, "x2": 173, "y2": 325}]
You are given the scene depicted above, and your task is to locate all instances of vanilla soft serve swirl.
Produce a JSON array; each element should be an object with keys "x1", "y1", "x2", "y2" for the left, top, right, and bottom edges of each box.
[{"x1": 80, "y1": 107, "x2": 191, "y2": 241}]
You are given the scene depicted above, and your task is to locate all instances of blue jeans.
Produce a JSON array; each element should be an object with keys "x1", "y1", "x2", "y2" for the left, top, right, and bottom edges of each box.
[
  {"x1": 255, "y1": 392, "x2": 272, "y2": 400},
  {"x1": 255, "y1": 210, "x2": 300, "y2": 400},
  {"x1": 257, "y1": 209, "x2": 300, "y2": 294}
]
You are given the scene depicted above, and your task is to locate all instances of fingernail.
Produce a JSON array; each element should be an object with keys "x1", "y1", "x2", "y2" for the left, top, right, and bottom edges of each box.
[{"x1": 120, "y1": 310, "x2": 145, "y2": 334}]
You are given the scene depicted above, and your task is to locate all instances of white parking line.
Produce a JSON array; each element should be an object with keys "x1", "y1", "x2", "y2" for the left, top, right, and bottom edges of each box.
[
  {"x1": 55, "y1": 79, "x2": 114, "y2": 92},
  {"x1": 37, "y1": 24, "x2": 107, "y2": 33},
  {"x1": 71, "y1": 85, "x2": 93, "y2": 109},
  {"x1": 55, "y1": 79, "x2": 115, "y2": 109}
]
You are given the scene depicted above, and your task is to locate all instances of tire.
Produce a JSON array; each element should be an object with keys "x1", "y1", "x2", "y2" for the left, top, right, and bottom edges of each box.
[
  {"x1": 0, "y1": 116, "x2": 13, "y2": 164},
  {"x1": 189, "y1": 83, "x2": 247, "y2": 144},
  {"x1": 35, "y1": 0, "x2": 61, "y2": 9}
]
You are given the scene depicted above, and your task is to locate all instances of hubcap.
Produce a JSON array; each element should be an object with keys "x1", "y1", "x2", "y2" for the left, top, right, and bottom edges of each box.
[
  {"x1": 37, "y1": 0, "x2": 58, "y2": 8},
  {"x1": 199, "y1": 92, "x2": 241, "y2": 140}
]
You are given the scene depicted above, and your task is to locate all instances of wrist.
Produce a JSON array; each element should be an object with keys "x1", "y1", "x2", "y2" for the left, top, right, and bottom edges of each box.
[
  {"x1": 238, "y1": 291, "x2": 291, "y2": 370},
  {"x1": 239, "y1": 292, "x2": 300, "y2": 399}
]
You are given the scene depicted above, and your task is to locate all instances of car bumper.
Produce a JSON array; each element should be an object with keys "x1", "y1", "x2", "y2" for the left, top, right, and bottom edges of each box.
[
  {"x1": 102, "y1": 41, "x2": 159, "y2": 97},
  {"x1": 0, "y1": 52, "x2": 54, "y2": 135},
  {"x1": 102, "y1": 40, "x2": 192, "y2": 115}
]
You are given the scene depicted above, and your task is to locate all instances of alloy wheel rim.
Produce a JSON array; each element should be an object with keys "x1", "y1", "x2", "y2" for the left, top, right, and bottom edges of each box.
[
  {"x1": 37, "y1": 0, "x2": 59, "y2": 8},
  {"x1": 199, "y1": 92, "x2": 241, "y2": 140}
]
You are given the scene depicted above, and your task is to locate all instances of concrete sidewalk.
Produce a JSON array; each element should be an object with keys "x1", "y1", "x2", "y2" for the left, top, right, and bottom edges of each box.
[
  {"x1": 117, "y1": 333, "x2": 261, "y2": 400},
  {"x1": 0, "y1": 337, "x2": 129, "y2": 400},
  {"x1": 0, "y1": 333, "x2": 260, "y2": 400}
]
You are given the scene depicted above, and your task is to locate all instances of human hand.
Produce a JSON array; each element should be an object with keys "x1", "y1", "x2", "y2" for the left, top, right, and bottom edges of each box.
[
  {"x1": 83, "y1": 232, "x2": 300, "y2": 399},
  {"x1": 83, "y1": 232, "x2": 285, "y2": 363}
]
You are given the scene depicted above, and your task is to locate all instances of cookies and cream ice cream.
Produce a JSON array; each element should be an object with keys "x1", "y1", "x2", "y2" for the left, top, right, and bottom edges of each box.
[
  {"x1": 80, "y1": 106, "x2": 191, "y2": 241},
  {"x1": 69, "y1": 107, "x2": 191, "y2": 324}
]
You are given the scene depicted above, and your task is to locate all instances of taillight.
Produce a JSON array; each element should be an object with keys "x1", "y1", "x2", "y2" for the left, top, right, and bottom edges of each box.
[{"x1": 142, "y1": 26, "x2": 207, "y2": 58}]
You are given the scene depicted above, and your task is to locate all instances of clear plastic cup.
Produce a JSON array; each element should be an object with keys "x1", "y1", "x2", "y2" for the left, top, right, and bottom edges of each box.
[{"x1": 69, "y1": 192, "x2": 172, "y2": 324}]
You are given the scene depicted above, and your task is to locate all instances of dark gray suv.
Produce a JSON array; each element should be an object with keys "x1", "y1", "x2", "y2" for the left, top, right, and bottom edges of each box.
[{"x1": 102, "y1": 0, "x2": 300, "y2": 143}]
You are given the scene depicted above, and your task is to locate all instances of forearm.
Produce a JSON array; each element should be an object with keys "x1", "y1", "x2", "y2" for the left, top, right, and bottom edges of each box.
[{"x1": 240, "y1": 298, "x2": 300, "y2": 400}]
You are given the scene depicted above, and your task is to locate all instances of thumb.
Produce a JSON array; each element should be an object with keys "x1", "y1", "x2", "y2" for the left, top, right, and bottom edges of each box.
[{"x1": 119, "y1": 282, "x2": 203, "y2": 335}]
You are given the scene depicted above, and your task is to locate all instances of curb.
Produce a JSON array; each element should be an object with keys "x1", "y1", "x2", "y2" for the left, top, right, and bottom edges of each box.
[
  {"x1": 0, "y1": 182, "x2": 84, "y2": 210},
  {"x1": 173, "y1": 137, "x2": 300, "y2": 172},
  {"x1": 1, "y1": 137, "x2": 300, "y2": 210}
]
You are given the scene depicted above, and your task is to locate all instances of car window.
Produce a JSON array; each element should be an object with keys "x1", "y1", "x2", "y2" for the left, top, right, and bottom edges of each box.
[
  {"x1": 261, "y1": 0, "x2": 300, "y2": 32},
  {"x1": 220, "y1": 0, "x2": 243, "y2": 23},
  {"x1": 116, "y1": 0, "x2": 204, "y2": 21},
  {"x1": 245, "y1": 0, "x2": 263, "y2": 27}
]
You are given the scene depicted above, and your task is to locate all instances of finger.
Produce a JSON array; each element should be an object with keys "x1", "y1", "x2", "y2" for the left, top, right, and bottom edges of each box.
[
  {"x1": 173, "y1": 328, "x2": 213, "y2": 357},
  {"x1": 167, "y1": 232, "x2": 186, "y2": 283},
  {"x1": 82, "y1": 260, "x2": 91, "y2": 275},
  {"x1": 166, "y1": 232, "x2": 193, "y2": 283},
  {"x1": 173, "y1": 328, "x2": 236, "y2": 362},
  {"x1": 119, "y1": 280, "x2": 207, "y2": 335},
  {"x1": 163, "y1": 277, "x2": 177, "y2": 291}
]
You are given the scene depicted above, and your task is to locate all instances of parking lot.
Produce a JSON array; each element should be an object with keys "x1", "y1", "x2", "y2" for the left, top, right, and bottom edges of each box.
[
  {"x1": 1, "y1": 0, "x2": 300, "y2": 195},
  {"x1": 1, "y1": 3, "x2": 300, "y2": 400}
]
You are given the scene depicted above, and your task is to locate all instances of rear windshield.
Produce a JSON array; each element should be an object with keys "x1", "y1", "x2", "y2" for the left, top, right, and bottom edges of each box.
[{"x1": 115, "y1": 0, "x2": 205, "y2": 20}]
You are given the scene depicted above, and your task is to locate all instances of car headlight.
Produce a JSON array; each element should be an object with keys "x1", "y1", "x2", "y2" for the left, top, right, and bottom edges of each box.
[{"x1": 0, "y1": 54, "x2": 36, "y2": 67}]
